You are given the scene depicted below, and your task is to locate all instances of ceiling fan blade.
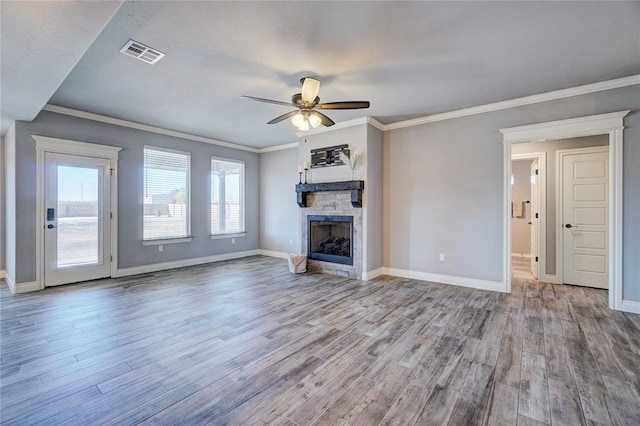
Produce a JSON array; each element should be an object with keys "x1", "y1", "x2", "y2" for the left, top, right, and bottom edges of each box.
[
  {"x1": 301, "y1": 77, "x2": 320, "y2": 103},
  {"x1": 313, "y1": 111, "x2": 335, "y2": 127},
  {"x1": 315, "y1": 101, "x2": 370, "y2": 110},
  {"x1": 267, "y1": 110, "x2": 299, "y2": 124},
  {"x1": 241, "y1": 95, "x2": 293, "y2": 107}
]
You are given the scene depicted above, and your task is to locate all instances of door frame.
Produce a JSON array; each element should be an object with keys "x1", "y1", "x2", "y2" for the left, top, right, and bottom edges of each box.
[
  {"x1": 501, "y1": 111, "x2": 629, "y2": 311},
  {"x1": 511, "y1": 152, "x2": 546, "y2": 282},
  {"x1": 34, "y1": 135, "x2": 122, "y2": 290},
  {"x1": 557, "y1": 146, "x2": 610, "y2": 288}
]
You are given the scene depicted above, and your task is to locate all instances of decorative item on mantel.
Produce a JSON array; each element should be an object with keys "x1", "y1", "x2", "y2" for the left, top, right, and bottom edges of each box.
[
  {"x1": 338, "y1": 147, "x2": 359, "y2": 180},
  {"x1": 310, "y1": 144, "x2": 349, "y2": 168},
  {"x1": 304, "y1": 160, "x2": 310, "y2": 184},
  {"x1": 298, "y1": 161, "x2": 311, "y2": 184}
]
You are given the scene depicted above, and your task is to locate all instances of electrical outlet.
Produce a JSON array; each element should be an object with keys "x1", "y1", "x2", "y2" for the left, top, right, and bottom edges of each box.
[
  {"x1": 158, "y1": 245, "x2": 163, "y2": 252},
  {"x1": 438, "y1": 252, "x2": 445, "y2": 262},
  {"x1": 231, "y1": 238, "x2": 235, "y2": 244},
  {"x1": 289, "y1": 239, "x2": 293, "y2": 245}
]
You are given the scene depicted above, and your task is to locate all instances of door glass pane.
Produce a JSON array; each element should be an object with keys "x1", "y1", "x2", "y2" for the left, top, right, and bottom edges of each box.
[{"x1": 57, "y1": 165, "x2": 100, "y2": 267}]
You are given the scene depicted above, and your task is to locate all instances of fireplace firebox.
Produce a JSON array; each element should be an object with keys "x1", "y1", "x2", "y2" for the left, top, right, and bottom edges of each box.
[{"x1": 308, "y1": 215, "x2": 354, "y2": 265}]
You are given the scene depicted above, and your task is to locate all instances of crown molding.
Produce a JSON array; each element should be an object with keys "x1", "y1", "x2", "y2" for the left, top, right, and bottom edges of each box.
[
  {"x1": 384, "y1": 74, "x2": 640, "y2": 131},
  {"x1": 296, "y1": 116, "x2": 385, "y2": 138},
  {"x1": 43, "y1": 104, "x2": 260, "y2": 153},
  {"x1": 42, "y1": 75, "x2": 639, "y2": 151},
  {"x1": 257, "y1": 142, "x2": 299, "y2": 153}
]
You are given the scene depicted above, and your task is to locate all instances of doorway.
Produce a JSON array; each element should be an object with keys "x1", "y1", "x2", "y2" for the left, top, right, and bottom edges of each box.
[
  {"x1": 511, "y1": 153, "x2": 545, "y2": 283},
  {"x1": 34, "y1": 135, "x2": 121, "y2": 290},
  {"x1": 44, "y1": 153, "x2": 112, "y2": 286},
  {"x1": 501, "y1": 111, "x2": 628, "y2": 311}
]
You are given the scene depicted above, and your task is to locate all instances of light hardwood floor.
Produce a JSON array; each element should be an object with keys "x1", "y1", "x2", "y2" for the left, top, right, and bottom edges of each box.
[{"x1": 1, "y1": 256, "x2": 639, "y2": 425}]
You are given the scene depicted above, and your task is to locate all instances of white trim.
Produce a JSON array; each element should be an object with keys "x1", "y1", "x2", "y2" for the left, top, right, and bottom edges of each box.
[
  {"x1": 114, "y1": 249, "x2": 261, "y2": 277},
  {"x1": 6, "y1": 274, "x2": 40, "y2": 294},
  {"x1": 386, "y1": 76, "x2": 640, "y2": 131},
  {"x1": 511, "y1": 152, "x2": 546, "y2": 283},
  {"x1": 366, "y1": 117, "x2": 385, "y2": 131},
  {"x1": 501, "y1": 111, "x2": 630, "y2": 144},
  {"x1": 383, "y1": 267, "x2": 505, "y2": 293},
  {"x1": 257, "y1": 143, "x2": 299, "y2": 153},
  {"x1": 42, "y1": 77, "x2": 639, "y2": 151},
  {"x1": 539, "y1": 274, "x2": 561, "y2": 285},
  {"x1": 210, "y1": 233, "x2": 246, "y2": 240},
  {"x1": 296, "y1": 117, "x2": 384, "y2": 138},
  {"x1": 33, "y1": 135, "x2": 122, "y2": 158},
  {"x1": 556, "y1": 146, "x2": 609, "y2": 288},
  {"x1": 43, "y1": 104, "x2": 261, "y2": 153},
  {"x1": 500, "y1": 111, "x2": 629, "y2": 312},
  {"x1": 362, "y1": 267, "x2": 384, "y2": 281},
  {"x1": 620, "y1": 300, "x2": 640, "y2": 315},
  {"x1": 33, "y1": 135, "x2": 122, "y2": 290},
  {"x1": 258, "y1": 249, "x2": 289, "y2": 259},
  {"x1": 511, "y1": 253, "x2": 532, "y2": 259},
  {"x1": 142, "y1": 237, "x2": 193, "y2": 246}
]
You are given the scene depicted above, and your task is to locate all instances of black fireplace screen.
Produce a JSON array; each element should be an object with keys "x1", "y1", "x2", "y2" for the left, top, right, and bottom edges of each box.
[{"x1": 308, "y1": 215, "x2": 353, "y2": 265}]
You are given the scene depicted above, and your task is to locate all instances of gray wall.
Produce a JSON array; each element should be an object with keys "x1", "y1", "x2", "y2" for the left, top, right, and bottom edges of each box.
[
  {"x1": 0, "y1": 137, "x2": 7, "y2": 271},
  {"x1": 4, "y1": 124, "x2": 16, "y2": 282},
  {"x1": 511, "y1": 159, "x2": 532, "y2": 256},
  {"x1": 259, "y1": 147, "x2": 299, "y2": 253},
  {"x1": 366, "y1": 124, "x2": 384, "y2": 272},
  {"x1": 384, "y1": 85, "x2": 640, "y2": 301},
  {"x1": 0, "y1": 136, "x2": 5, "y2": 271},
  {"x1": 513, "y1": 135, "x2": 608, "y2": 275},
  {"x1": 12, "y1": 110, "x2": 259, "y2": 283},
  {"x1": 298, "y1": 124, "x2": 367, "y2": 184}
]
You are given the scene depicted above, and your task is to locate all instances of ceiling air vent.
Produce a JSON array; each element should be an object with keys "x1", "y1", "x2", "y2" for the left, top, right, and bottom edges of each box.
[{"x1": 120, "y1": 40, "x2": 165, "y2": 64}]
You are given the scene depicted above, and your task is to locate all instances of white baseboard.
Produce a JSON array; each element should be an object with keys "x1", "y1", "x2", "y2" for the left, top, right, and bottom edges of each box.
[
  {"x1": 621, "y1": 299, "x2": 640, "y2": 314},
  {"x1": 539, "y1": 274, "x2": 561, "y2": 284},
  {"x1": 115, "y1": 249, "x2": 261, "y2": 278},
  {"x1": 362, "y1": 267, "x2": 384, "y2": 281},
  {"x1": 383, "y1": 267, "x2": 506, "y2": 293},
  {"x1": 258, "y1": 249, "x2": 290, "y2": 260},
  {"x1": 511, "y1": 253, "x2": 531, "y2": 258},
  {"x1": 5, "y1": 273, "x2": 40, "y2": 294}
]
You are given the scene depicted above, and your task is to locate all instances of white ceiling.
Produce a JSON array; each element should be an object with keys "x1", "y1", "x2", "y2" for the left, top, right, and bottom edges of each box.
[{"x1": 2, "y1": 1, "x2": 639, "y2": 148}]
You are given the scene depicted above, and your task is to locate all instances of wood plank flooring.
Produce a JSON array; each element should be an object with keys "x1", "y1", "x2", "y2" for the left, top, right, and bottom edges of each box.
[{"x1": 1, "y1": 255, "x2": 639, "y2": 425}]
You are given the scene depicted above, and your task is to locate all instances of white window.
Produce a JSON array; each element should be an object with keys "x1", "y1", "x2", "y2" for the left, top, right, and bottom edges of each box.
[
  {"x1": 211, "y1": 158, "x2": 244, "y2": 235},
  {"x1": 143, "y1": 147, "x2": 190, "y2": 241}
]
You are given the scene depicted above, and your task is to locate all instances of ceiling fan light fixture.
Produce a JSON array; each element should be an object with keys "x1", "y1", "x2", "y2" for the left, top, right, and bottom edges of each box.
[
  {"x1": 292, "y1": 113, "x2": 310, "y2": 131},
  {"x1": 301, "y1": 77, "x2": 320, "y2": 103},
  {"x1": 308, "y1": 112, "x2": 322, "y2": 129}
]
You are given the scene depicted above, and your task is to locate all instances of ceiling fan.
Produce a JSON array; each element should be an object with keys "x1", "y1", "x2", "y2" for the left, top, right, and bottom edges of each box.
[{"x1": 242, "y1": 77, "x2": 370, "y2": 131}]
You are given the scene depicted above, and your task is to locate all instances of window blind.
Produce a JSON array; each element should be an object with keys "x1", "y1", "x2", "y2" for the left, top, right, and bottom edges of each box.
[
  {"x1": 143, "y1": 147, "x2": 190, "y2": 240},
  {"x1": 211, "y1": 158, "x2": 244, "y2": 235}
]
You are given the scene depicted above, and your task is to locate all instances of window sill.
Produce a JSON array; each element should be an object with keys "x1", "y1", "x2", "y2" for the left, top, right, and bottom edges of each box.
[
  {"x1": 210, "y1": 232, "x2": 246, "y2": 240},
  {"x1": 142, "y1": 237, "x2": 193, "y2": 246}
]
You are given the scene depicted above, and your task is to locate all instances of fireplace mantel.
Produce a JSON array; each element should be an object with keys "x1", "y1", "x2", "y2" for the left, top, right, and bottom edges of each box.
[{"x1": 295, "y1": 180, "x2": 364, "y2": 208}]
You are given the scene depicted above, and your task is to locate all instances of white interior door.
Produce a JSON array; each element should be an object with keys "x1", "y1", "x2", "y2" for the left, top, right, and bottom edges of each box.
[
  {"x1": 44, "y1": 152, "x2": 112, "y2": 286},
  {"x1": 562, "y1": 149, "x2": 608, "y2": 288},
  {"x1": 530, "y1": 159, "x2": 538, "y2": 279}
]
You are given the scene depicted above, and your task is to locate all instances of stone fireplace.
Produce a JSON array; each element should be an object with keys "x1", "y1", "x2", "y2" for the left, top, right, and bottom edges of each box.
[{"x1": 299, "y1": 184, "x2": 364, "y2": 279}]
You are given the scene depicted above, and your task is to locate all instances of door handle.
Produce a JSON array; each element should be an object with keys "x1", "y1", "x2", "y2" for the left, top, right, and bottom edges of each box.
[
  {"x1": 565, "y1": 223, "x2": 578, "y2": 229},
  {"x1": 47, "y1": 224, "x2": 56, "y2": 229}
]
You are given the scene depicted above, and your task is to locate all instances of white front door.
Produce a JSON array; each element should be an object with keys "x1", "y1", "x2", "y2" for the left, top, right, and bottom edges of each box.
[
  {"x1": 44, "y1": 152, "x2": 112, "y2": 286},
  {"x1": 561, "y1": 148, "x2": 608, "y2": 288},
  {"x1": 530, "y1": 159, "x2": 538, "y2": 279}
]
